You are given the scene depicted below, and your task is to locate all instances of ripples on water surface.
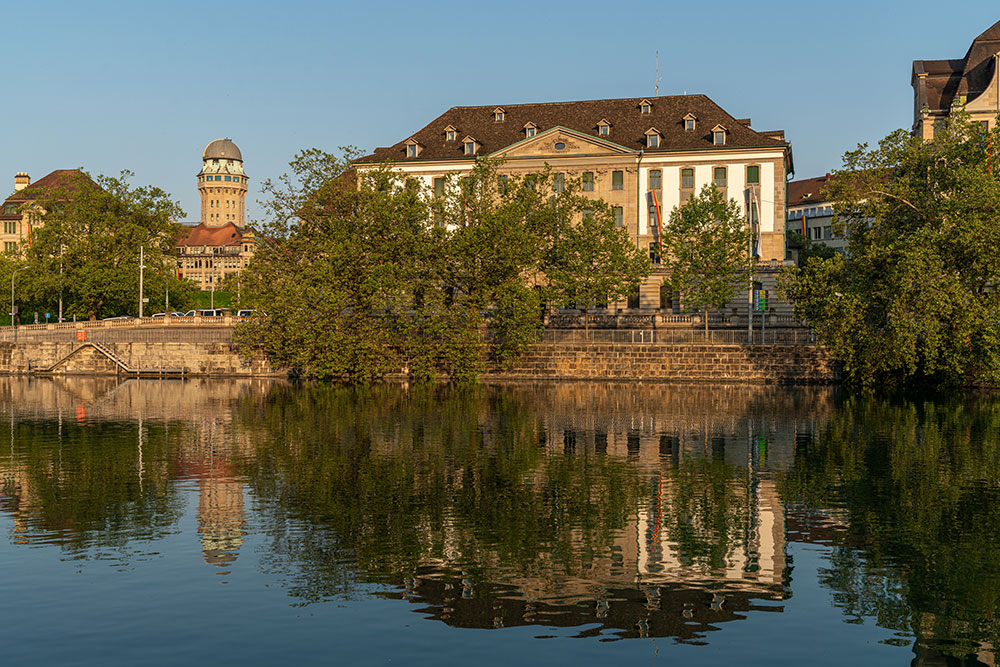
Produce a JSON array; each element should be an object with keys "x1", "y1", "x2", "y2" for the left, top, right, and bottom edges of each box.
[{"x1": 1, "y1": 378, "x2": 999, "y2": 665}]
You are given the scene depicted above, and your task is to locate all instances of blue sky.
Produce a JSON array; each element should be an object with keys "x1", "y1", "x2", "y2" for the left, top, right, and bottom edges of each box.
[{"x1": 2, "y1": 0, "x2": 998, "y2": 222}]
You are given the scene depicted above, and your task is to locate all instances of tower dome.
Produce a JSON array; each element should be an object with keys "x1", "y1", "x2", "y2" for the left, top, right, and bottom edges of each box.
[
  {"x1": 198, "y1": 137, "x2": 248, "y2": 227},
  {"x1": 202, "y1": 138, "x2": 243, "y2": 162}
]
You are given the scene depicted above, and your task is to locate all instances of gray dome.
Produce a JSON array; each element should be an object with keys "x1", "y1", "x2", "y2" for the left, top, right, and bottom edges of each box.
[{"x1": 203, "y1": 138, "x2": 243, "y2": 161}]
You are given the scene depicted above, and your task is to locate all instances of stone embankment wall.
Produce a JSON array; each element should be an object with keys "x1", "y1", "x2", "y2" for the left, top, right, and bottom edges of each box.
[
  {"x1": 492, "y1": 342, "x2": 838, "y2": 384},
  {"x1": 0, "y1": 330, "x2": 838, "y2": 383},
  {"x1": 0, "y1": 341, "x2": 279, "y2": 377}
]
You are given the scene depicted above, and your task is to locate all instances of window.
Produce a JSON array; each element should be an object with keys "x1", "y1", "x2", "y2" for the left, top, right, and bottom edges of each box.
[
  {"x1": 526, "y1": 126, "x2": 536, "y2": 138},
  {"x1": 747, "y1": 165, "x2": 760, "y2": 185},
  {"x1": 640, "y1": 101, "x2": 652, "y2": 114},
  {"x1": 680, "y1": 168, "x2": 695, "y2": 203},
  {"x1": 647, "y1": 134, "x2": 659, "y2": 148},
  {"x1": 433, "y1": 177, "x2": 445, "y2": 197},
  {"x1": 406, "y1": 144, "x2": 418, "y2": 158},
  {"x1": 4, "y1": 241, "x2": 15, "y2": 253},
  {"x1": 498, "y1": 174, "x2": 508, "y2": 193},
  {"x1": 554, "y1": 173, "x2": 565, "y2": 192},
  {"x1": 582, "y1": 172, "x2": 594, "y2": 191},
  {"x1": 613, "y1": 206, "x2": 623, "y2": 228},
  {"x1": 649, "y1": 242, "x2": 661, "y2": 264},
  {"x1": 494, "y1": 108, "x2": 505, "y2": 121},
  {"x1": 648, "y1": 169, "x2": 662, "y2": 190},
  {"x1": 445, "y1": 128, "x2": 456, "y2": 141},
  {"x1": 225, "y1": 176, "x2": 232, "y2": 181},
  {"x1": 627, "y1": 287, "x2": 640, "y2": 309},
  {"x1": 713, "y1": 130, "x2": 726, "y2": 145},
  {"x1": 599, "y1": 124, "x2": 609, "y2": 136},
  {"x1": 713, "y1": 167, "x2": 727, "y2": 187},
  {"x1": 612, "y1": 170, "x2": 624, "y2": 190},
  {"x1": 685, "y1": 119, "x2": 695, "y2": 131},
  {"x1": 464, "y1": 141, "x2": 476, "y2": 155}
]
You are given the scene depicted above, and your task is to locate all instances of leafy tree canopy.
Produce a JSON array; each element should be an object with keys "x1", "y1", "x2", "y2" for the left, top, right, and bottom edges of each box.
[
  {"x1": 779, "y1": 112, "x2": 1000, "y2": 388},
  {"x1": 236, "y1": 150, "x2": 650, "y2": 381},
  {"x1": 659, "y1": 184, "x2": 755, "y2": 332},
  {"x1": 7, "y1": 170, "x2": 196, "y2": 321}
]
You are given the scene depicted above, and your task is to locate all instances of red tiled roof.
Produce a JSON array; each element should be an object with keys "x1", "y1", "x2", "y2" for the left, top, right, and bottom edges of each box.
[
  {"x1": 359, "y1": 94, "x2": 787, "y2": 164},
  {"x1": 177, "y1": 222, "x2": 245, "y2": 247}
]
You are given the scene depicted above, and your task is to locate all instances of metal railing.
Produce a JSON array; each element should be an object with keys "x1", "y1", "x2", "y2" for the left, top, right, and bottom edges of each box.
[
  {"x1": 538, "y1": 327, "x2": 817, "y2": 346},
  {"x1": 545, "y1": 311, "x2": 804, "y2": 329}
]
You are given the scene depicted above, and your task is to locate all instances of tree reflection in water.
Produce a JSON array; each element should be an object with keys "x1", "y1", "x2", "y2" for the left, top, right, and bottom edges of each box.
[{"x1": 1, "y1": 379, "x2": 999, "y2": 662}]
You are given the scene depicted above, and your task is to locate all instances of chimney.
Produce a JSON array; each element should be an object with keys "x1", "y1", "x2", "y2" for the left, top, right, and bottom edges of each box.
[{"x1": 14, "y1": 172, "x2": 29, "y2": 192}]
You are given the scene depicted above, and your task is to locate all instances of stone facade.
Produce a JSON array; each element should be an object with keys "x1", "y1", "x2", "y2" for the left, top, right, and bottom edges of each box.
[{"x1": 178, "y1": 138, "x2": 255, "y2": 290}]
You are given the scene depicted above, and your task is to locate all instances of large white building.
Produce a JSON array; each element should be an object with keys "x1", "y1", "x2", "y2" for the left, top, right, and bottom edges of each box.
[{"x1": 356, "y1": 95, "x2": 793, "y2": 312}]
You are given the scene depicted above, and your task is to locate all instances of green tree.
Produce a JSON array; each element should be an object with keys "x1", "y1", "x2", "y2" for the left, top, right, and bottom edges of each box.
[
  {"x1": 16, "y1": 170, "x2": 195, "y2": 320},
  {"x1": 543, "y1": 199, "x2": 650, "y2": 327},
  {"x1": 659, "y1": 184, "x2": 754, "y2": 334},
  {"x1": 779, "y1": 113, "x2": 1000, "y2": 388},
  {"x1": 786, "y1": 229, "x2": 837, "y2": 268}
]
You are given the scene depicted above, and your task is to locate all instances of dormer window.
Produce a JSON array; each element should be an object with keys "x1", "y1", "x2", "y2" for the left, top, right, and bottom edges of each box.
[
  {"x1": 444, "y1": 125, "x2": 457, "y2": 141},
  {"x1": 404, "y1": 139, "x2": 422, "y2": 158},
  {"x1": 683, "y1": 113, "x2": 697, "y2": 131},
  {"x1": 640, "y1": 99, "x2": 653, "y2": 114},
  {"x1": 462, "y1": 136, "x2": 479, "y2": 156},
  {"x1": 523, "y1": 122, "x2": 538, "y2": 138},
  {"x1": 644, "y1": 128, "x2": 661, "y2": 149},
  {"x1": 712, "y1": 125, "x2": 727, "y2": 146},
  {"x1": 493, "y1": 107, "x2": 505, "y2": 122},
  {"x1": 597, "y1": 119, "x2": 611, "y2": 136}
]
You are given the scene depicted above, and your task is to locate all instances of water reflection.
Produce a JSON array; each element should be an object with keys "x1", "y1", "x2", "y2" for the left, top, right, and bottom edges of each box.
[{"x1": 0, "y1": 378, "x2": 998, "y2": 664}]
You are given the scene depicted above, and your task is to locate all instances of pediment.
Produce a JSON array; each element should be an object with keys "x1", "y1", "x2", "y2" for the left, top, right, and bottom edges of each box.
[{"x1": 491, "y1": 126, "x2": 635, "y2": 158}]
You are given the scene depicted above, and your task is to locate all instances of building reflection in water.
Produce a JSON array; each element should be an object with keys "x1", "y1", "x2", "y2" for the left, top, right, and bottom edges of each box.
[
  {"x1": 0, "y1": 377, "x2": 260, "y2": 576},
  {"x1": 0, "y1": 378, "x2": 997, "y2": 664}
]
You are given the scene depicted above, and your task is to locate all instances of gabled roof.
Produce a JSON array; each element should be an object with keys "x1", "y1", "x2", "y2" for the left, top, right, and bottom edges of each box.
[
  {"x1": 913, "y1": 19, "x2": 1000, "y2": 112},
  {"x1": 4, "y1": 169, "x2": 95, "y2": 204},
  {"x1": 787, "y1": 175, "x2": 832, "y2": 207},
  {"x1": 177, "y1": 222, "x2": 246, "y2": 247},
  {"x1": 359, "y1": 95, "x2": 788, "y2": 164}
]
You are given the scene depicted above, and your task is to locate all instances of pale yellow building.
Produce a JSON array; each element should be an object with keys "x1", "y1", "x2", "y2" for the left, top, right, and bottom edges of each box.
[
  {"x1": 178, "y1": 138, "x2": 255, "y2": 290},
  {"x1": 355, "y1": 95, "x2": 792, "y2": 312}
]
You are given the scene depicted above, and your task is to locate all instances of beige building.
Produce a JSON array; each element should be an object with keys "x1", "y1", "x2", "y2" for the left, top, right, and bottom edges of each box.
[
  {"x1": 356, "y1": 95, "x2": 792, "y2": 312},
  {"x1": 178, "y1": 139, "x2": 255, "y2": 290},
  {"x1": 785, "y1": 175, "x2": 849, "y2": 259},
  {"x1": 0, "y1": 169, "x2": 91, "y2": 255},
  {"x1": 912, "y1": 19, "x2": 1000, "y2": 139}
]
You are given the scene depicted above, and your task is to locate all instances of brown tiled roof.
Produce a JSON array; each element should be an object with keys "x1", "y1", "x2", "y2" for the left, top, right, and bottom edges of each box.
[
  {"x1": 3, "y1": 169, "x2": 95, "y2": 204},
  {"x1": 787, "y1": 175, "x2": 831, "y2": 207},
  {"x1": 359, "y1": 95, "x2": 788, "y2": 164},
  {"x1": 913, "y1": 20, "x2": 1000, "y2": 112},
  {"x1": 177, "y1": 222, "x2": 245, "y2": 247}
]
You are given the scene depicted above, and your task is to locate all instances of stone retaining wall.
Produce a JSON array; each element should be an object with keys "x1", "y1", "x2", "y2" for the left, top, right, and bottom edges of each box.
[
  {"x1": 0, "y1": 338, "x2": 838, "y2": 383},
  {"x1": 0, "y1": 341, "x2": 279, "y2": 377},
  {"x1": 490, "y1": 342, "x2": 838, "y2": 384}
]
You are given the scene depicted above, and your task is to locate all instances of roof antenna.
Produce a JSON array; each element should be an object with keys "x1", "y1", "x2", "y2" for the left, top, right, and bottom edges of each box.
[{"x1": 655, "y1": 51, "x2": 661, "y2": 96}]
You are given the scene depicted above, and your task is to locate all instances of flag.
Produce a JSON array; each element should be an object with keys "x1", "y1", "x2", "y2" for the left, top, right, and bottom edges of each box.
[{"x1": 802, "y1": 211, "x2": 807, "y2": 239}]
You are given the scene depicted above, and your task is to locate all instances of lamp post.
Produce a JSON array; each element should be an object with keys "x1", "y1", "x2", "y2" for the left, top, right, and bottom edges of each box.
[{"x1": 11, "y1": 266, "x2": 26, "y2": 340}]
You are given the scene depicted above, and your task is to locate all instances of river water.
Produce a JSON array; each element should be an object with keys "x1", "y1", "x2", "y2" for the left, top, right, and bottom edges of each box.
[{"x1": 1, "y1": 378, "x2": 997, "y2": 666}]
